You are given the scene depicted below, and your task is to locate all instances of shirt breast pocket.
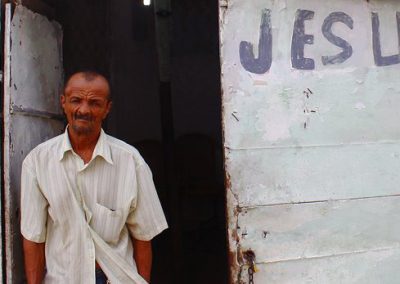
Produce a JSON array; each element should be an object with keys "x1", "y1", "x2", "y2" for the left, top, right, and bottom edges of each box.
[{"x1": 90, "y1": 203, "x2": 125, "y2": 244}]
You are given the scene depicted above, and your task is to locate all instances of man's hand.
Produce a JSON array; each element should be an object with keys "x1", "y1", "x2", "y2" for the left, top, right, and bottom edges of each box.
[
  {"x1": 23, "y1": 237, "x2": 45, "y2": 284},
  {"x1": 132, "y1": 238, "x2": 152, "y2": 283}
]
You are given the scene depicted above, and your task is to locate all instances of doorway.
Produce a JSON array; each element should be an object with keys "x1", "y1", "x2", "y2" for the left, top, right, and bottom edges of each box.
[{"x1": 56, "y1": 0, "x2": 227, "y2": 283}]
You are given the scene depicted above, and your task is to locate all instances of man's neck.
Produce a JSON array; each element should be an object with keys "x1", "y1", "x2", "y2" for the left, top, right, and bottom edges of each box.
[{"x1": 68, "y1": 127, "x2": 101, "y2": 163}]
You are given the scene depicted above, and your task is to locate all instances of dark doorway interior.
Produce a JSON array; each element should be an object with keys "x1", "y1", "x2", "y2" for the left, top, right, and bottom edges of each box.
[{"x1": 54, "y1": 0, "x2": 227, "y2": 283}]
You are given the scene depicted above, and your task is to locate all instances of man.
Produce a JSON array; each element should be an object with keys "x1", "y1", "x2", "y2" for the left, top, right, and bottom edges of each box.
[{"x1": 21, "y1": 71, "x2": 168, "y2": 284}]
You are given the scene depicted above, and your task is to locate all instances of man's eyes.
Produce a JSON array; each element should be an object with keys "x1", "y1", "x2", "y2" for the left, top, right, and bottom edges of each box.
[
  {"x1": 68, "y1": 98, "x2": 103, "y2": 106},
  {"x1": 70, "y1": 98, "x2": 81, "y2": 103},
  {"x1": 89, "y1": 101, "x2": 102, "y2": 107}
]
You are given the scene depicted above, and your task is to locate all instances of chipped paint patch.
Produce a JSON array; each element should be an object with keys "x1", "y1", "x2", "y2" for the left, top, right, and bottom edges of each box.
[{"x1": 354, "y1": 102, "x2": 366, "y2": 110}]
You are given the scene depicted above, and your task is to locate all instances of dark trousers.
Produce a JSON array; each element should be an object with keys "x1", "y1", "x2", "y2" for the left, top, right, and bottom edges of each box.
[{"x1": 96, "y1": 268, "x2": 109, "y2": 284}]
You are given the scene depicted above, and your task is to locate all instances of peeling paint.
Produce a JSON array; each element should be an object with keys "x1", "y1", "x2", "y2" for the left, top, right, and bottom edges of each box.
[{"x1": 354, "y1": 102, "x2": 366, "y2": 110}]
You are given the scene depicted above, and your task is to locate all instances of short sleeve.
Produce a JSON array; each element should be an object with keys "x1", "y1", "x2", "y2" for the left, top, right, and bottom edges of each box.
[
  {"x1": 126, "y1": 162, "x2": 168, "y2": 241},
  {"x1": 20, "y1": 157, "x2": 48, "y2": 243}
]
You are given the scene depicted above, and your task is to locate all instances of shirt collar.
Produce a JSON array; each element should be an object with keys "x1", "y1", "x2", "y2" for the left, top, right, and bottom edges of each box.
[{"x1": 59, "y1": 126, "x2": 113, "y2": 165}]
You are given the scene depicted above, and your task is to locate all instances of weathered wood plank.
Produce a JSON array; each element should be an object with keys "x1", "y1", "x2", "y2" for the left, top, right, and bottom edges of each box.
[
  {"x1": 3, "y1": 4, "x2": 11, "y2": 282},
  {"x1": 227, "y1": 144, "x2": 400, "y2": 206},
  {"x1": 238, "y1": 196, "x2": 400, "y2": 263},
  {"x1": 240, "y1": 247, "x2": 400, "y2": 284}
]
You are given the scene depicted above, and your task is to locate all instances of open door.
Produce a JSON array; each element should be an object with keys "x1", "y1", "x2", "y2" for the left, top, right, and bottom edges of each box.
[{"x1": 3, "y1": 4, "x2": 64, "y2": 282}]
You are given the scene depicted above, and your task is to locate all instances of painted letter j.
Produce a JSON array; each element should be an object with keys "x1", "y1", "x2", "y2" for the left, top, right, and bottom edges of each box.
[{"x1": 239, "y1": 9, "x2": 272, "y2": 74}]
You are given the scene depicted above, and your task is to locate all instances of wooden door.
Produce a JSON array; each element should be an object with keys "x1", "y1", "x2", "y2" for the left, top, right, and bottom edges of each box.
[{"x1": 3, "y1": 4, "x2": 64, "y2": 282}]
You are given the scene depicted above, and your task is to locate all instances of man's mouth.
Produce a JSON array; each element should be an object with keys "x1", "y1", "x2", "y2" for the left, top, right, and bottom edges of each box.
[{"x1": 74, "y1": 114, "x2": 92, "y2": 122}]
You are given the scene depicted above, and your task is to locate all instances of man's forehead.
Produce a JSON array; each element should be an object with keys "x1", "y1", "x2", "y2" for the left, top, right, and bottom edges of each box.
[{"x1": 64, "y1": 73, "x2": 110, "y2": 95}]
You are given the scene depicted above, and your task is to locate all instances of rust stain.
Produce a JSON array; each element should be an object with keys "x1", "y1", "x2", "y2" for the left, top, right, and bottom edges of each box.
[
  {"x1": 227, "y1": 248, "x2": 238, "y2": 284},
  {"x1": 224, "y1": 170, "x2": 231, "y2": 191},
  {"x1": 231, "y1": 226, "x2": 238, "y2": 241},
  {"x1": 243, "y1": 249, "x2": 256, "y2": 264},
  {"x1": 225, "y1": 169, "x2": 246, "y2": 283}
]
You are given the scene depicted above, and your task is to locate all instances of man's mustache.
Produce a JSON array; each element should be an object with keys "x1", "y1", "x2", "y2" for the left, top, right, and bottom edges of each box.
[{"x1": 73, "y1": 113, "x2": 93, "y2": 121}]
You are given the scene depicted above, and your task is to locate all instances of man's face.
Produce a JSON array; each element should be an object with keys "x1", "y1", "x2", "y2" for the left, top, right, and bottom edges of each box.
[{"x1": 61, "y1": 73, "x2": 112, "y2": 136}]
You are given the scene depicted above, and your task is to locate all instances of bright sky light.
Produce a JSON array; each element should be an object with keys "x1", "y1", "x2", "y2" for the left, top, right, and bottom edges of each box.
[{"x1": 143, "y1": 0, "x2": 151, "y2": 6}]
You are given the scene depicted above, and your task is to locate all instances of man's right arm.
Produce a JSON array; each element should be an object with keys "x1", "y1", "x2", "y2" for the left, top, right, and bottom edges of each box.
[
  {"x1": 23, "y1": 237, "x2": 45, "y2": 284},
  {"x1": 21, "y1": 157, "x2": 48, "y2": 283}
]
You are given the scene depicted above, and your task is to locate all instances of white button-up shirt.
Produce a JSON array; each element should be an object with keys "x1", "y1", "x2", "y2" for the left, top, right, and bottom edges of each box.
[{"x1": 21, "y1": 128, "x2": 168, "y2": 283}]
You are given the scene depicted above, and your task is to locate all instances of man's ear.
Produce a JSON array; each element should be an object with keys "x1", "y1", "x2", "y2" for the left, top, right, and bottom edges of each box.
[
  {"x1": 60, "y1": 94, "x2": 66, "y2": 107},
  {"x1": 103, "y1": 101, "x2": 112, "y2": 119}
]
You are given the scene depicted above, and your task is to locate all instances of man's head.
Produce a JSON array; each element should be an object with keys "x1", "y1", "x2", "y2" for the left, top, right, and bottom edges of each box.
[{"x1": 61, "y1": 71, "x2": 112, "y2": 136}]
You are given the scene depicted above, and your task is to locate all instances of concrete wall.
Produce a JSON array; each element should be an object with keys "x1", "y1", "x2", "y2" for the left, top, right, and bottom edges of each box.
[{"x1": 220, "y1": 0, "x2": 400, "y2": 282}]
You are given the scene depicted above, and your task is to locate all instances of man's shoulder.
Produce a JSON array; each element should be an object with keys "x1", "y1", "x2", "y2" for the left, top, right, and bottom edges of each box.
[
  {"x1": 105, "y1": 134, "x2": 145, "y2": 164},
  {"x1": 24, "y1": 133, "x2": 63, "y2": 162}
]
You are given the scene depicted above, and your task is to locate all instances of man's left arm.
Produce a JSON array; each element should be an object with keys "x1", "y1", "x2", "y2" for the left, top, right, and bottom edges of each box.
[
  {"x1": 132, "y1": 238, "x2": 152, "y2": 283},
  {"x1": 127, "y1": 162, "x2": 168, "y2": 282}
]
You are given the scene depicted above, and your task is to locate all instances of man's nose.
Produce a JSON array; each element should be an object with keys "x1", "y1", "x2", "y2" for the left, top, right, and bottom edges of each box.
[{"x1": 77, "y1": 101, "x2": 90, "y2": 114}]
